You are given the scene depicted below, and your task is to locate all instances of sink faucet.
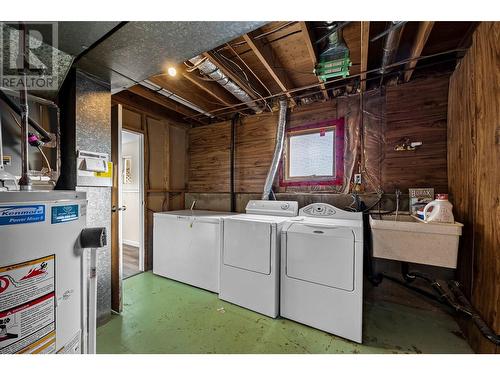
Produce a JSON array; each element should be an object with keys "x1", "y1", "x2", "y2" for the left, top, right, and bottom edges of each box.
[{"x1": 395, "y1": 189, "x2": 401, "y2": 221}]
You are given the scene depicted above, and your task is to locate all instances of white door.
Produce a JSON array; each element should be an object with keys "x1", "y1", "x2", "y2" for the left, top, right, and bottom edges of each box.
[
  {"x1": 285, "y1": 224, "x2": 355, "y2": 291},
  {"x1": 120, "y1": 130, "x2": 145, "y2": 277},
  {"x1": 223, "y1": 219, "x2": 272, "y2": 275}
]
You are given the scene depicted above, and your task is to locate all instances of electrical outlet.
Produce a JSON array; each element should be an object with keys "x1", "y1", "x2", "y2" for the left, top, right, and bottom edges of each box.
[{"x1": 354, "y1": 174, "x2": 362, "y2": 184}]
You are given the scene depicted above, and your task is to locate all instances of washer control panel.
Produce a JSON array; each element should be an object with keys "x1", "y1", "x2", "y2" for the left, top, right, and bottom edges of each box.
[
  {"x1": 245, "y1": 200, "x2": 298, "y2": 217},
  {"x1": 300, "y1": 203, "x2": 337, "y2": 217},
  {"x1": 299, "y1": 203, "x2": 362, "y2": 220}
]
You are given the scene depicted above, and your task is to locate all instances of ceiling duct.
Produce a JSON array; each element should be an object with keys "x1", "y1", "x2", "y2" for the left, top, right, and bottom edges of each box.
[
  {"x1": 188, "y1": 55, "x2": 264, "y2": 114},
  {"x1": 139, "y1": 79, "x2": 214, "y2": 118},
  {"x1": 379, "y1": 21, "x2": 405, "y2": 74},
  {"x1": 314, "y1": 22, "x2": 351, "y2": 81},
  {"x1": 319, "y1": 22, "x2": 350, "y2": 60}
]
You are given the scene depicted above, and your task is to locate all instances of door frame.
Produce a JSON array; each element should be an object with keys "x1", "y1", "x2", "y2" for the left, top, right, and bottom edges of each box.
[
  {"x1": 111, "y1": 104, "x2": 123, "y2": 313},
  {"x1": 121, "y1": 128, "x2": 146, "y2": 272}
]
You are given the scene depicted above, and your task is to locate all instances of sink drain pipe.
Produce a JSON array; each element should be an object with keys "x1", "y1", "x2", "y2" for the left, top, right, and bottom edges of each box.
[
  {"x1": 262, "y1": 98, "x2": 287, "y2": 200},
  {"x1": 376, "y1": 264, "x2": 500, "y2": 346},
  {"x1": 448, "y1": 281, "x2": 500, "y2": 346}
]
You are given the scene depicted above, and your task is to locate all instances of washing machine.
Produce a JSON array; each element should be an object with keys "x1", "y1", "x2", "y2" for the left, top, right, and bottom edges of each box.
[
  {"x1": 219, "y1": 200, "x2": 298, "y2": 318},
  {"x1": 153, "y1": 210, "x2": 236, "y2": 293},
  {"x1": 281, "y1": 203, "x2": 364, "y2": 343}
]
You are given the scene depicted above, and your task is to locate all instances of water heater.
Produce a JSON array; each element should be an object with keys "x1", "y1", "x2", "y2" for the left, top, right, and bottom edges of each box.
[{"x1": 0, "y1": 191, "x2": 101, "y2": 354}]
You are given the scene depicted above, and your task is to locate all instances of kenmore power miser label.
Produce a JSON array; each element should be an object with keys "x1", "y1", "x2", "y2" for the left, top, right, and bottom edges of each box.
[
  {"x1": 51, "y1": 204, "x2": 79, "y2": 224},
  {"x1": 0, "y1": 205, "x2": 45, "y2": 226}
]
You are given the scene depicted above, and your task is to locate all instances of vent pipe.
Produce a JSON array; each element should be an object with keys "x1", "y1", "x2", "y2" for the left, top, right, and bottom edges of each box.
[
  {"x1": 188, "y1": 55, "x2": 264, "y2": 113},
  {"x1": 379, "y1": 21, "x2": 405, "y2": 74},
  {"x1": 319, "y1": 22, "x2": 349, "y2": 60},
  {"x1": 262, "y1": 98, "x2": 287, "y2": 200}
]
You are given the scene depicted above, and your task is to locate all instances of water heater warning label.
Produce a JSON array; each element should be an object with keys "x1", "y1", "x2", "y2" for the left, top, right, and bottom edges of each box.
[{"x1": 0, "y1": 255, "x2": 56, "y2": 354}]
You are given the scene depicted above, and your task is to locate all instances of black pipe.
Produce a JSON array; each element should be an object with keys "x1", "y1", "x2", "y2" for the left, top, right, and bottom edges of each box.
[
  {"x1": 0, "y1": 90, "x2": 52, "y2": 143},
  {"x1": 383, "y1": 264, "x2": 500, "y2": 346},
  {"x1": 448, "y1": 281, "x2": 500, "y2": 346},
  {"x1": 229, "y1": 113, "x2": 239, "y2": 212}
]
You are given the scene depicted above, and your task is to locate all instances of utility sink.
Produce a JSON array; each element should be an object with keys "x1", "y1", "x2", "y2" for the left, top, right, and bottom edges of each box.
[{"x1": 369, "y1": 213, "x2": 463, "y2": 269}]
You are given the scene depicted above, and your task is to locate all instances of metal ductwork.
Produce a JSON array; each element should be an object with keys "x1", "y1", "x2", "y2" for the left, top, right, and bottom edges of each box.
[
  {"x1": 262, "y1": 99, "x2": 287, "y2": 200},
  {"x1": 379, "y1": 21, "x2": 405, "y2": 74},
  {"x1": 319, "y1": 22, "x2": 350, "y2": 60},
  {"x1": 188, "y1": 55, "x2": 264, "y2": 114},
  {"x1": 314, "y1": 22, "x2": 351, "y2": 81}
]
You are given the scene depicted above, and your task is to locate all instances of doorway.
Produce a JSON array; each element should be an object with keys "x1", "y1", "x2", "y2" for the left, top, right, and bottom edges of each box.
[{"x1": 120, "y1": 129, "x2": 145, "y2": 279}]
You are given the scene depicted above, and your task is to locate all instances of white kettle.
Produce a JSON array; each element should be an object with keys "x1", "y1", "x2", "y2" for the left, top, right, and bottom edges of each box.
[{"x1": 423, "y1": 194, "x2": 454, "y2": 223}]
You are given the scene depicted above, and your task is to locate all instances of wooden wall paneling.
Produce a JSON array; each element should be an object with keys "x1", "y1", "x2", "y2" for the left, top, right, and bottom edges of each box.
[
  {"x1": 169, "y1": 124, "x2": 188, "y2": 191},
  {"x1": 448, "y1": 46, "x2": 476, "y2": 300},
  {"x1": 448, "y1": 22, "x2": 500, "y2": 353},
  {"x1": 235, "y1": 121, "x2": 277, "y2": 193},
  {"x1": 122, "y1": 107, "x2": 143, "y2": 132},
  {"x1": 383, "y1": 75, "x2": 450, "y2": 192},
  {"x1": 470, "y1": 22, "x2": 500, "y2": 336},
  {"x1": 188, "y1": 121, "x2": 231, "y2": 192},
  {"x1": 187, "y1": 77, "x2": 451, "y2": 196}
]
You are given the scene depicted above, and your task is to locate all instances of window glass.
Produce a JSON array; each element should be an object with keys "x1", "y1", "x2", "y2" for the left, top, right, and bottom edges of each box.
[{"x1": 288, "y1": 129, "x2": 335, "y2": 178}]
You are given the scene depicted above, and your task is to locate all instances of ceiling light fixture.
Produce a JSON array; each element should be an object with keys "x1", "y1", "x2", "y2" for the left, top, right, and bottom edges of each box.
[{"x1": 167, "y1": 67, "x2": 177, "y2": 77}]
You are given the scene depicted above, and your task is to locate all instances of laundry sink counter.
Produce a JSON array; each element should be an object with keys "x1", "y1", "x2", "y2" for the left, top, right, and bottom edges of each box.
[{"x1": 369, "y1": 214, "x2": 463, "y2": 268}]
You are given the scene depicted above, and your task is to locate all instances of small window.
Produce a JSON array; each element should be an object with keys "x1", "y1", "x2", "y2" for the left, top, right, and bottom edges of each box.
[{"x1": 280, "y1": 118, "x2": 344, "y2": 187}]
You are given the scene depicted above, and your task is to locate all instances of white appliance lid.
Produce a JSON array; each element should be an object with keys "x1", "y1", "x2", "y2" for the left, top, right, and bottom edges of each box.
[
  {"x1": 245, "y1": 200, "x2": 298, "y2": 217},
  {"x1": 224, "y1": 213, "x2": 292, "y2": 224},
  {"x1": 154, "y1": 210, "x2": 237, "y2": 223}
]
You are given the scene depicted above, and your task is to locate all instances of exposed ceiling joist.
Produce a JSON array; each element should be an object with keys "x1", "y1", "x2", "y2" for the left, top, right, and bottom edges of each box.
[
  {"x1": 182, "y1": 71, "x2": 233, "y2": 107},
  {"x1": 298, "y1": 21, "x2": 329, "y2": 101},
  {"x1": 243, "y1": 32, "x2": 297, "y2": 106},
  {"x1": 127, "y1": 84, "x2": 204, "y2": 124},
  {"x1": 360, "y1": 21, "x2": 370, "y2": 92},
  {"x1": 404, "y1": 21, "x2": 435, "y2": 82},
  {"x1": 202, "y1": 51, "x2": 259, "y2": 101}
]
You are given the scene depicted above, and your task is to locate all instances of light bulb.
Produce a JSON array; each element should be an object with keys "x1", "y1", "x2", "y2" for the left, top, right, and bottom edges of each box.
[{"x1": 167, "y1": 67, "x2": 177, "y2": 77}]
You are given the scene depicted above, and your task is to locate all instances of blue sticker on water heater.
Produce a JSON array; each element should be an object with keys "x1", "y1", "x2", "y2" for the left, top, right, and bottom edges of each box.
[
  {"x1": 0, "y1": 205, "x2": 45, "y2": 225},
  {"x1": 51, "y1": 204, "x2": 79, "y2": 224}
]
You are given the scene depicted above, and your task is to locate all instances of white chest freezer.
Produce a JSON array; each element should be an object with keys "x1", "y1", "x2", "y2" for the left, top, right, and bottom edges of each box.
[
  {"x1": 0, "y1": 191, "x2": 96, "y2": 354},
  {"x1": 153, "y1": 210, "x2": 235, "y2": 293}
]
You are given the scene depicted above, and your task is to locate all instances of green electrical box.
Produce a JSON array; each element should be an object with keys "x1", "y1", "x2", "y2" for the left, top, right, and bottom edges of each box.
[{"x1": 315, "y1": 52, "x2": 352, "y2": 81}]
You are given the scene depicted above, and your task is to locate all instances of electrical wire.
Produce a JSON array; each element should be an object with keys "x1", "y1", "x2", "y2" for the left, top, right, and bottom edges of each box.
[
  {"x1": 184, "y1": 48, "x2": 467, "y2": 121},
  {"x1": 37, "y1": 145, "x2": 52, "y2": 175},
  {"x1": 214, "y1": 50, "x2": 272, "y2": 112}
]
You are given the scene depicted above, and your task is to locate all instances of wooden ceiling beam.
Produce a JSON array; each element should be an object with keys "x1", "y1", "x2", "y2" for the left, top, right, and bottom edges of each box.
[
  {"x1": 298, "y1": 21, "x2": 329, "y2": 101},
  {"x1": 127, "y1": 84, "x2": 205, "y2": 124},
  {"x1": 360, "y1": 21, "x2": 370, "y2": 92},
  {"x1": 404, "y1": 21, "x2": 435, "y2": 82},
  {"x1": 202, "y1": 51, "x2": 259, "y2": 101},
  {"x1": 182, "y1": 71, "x2": 233, "y2": 107},
  {"x1": 243, "y1": 32, "x2": 297, "y2": 106}
]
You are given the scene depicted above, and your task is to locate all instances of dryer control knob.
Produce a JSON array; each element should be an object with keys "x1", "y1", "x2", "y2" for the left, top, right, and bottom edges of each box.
[{"x1": 281, "y1": 203, "x2": 290, "y2": 210}]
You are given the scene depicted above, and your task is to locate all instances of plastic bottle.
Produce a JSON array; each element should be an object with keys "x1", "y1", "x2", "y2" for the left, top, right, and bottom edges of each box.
[{"x1": 423, "y1": 194, "x2": 454, "y2": 223}]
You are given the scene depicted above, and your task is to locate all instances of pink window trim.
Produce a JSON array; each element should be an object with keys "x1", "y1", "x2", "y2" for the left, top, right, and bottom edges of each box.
[{"x1": 279, "y1": 117, "x2": 345, "y2": 187}]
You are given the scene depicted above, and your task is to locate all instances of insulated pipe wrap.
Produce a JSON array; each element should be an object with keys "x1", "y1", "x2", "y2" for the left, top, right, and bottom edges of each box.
[
  {"x1": 189, "y1": 55, "x2": 264, "y2": 113},
  {"x1": 262, "y1": 99, "x2": 287, "y2": 200}
]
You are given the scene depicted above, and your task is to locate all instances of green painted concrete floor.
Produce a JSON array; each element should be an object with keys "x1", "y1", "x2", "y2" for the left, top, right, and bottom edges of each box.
[{"x1": 97, "y1": 272, "x2": 473, "y2": 354}]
